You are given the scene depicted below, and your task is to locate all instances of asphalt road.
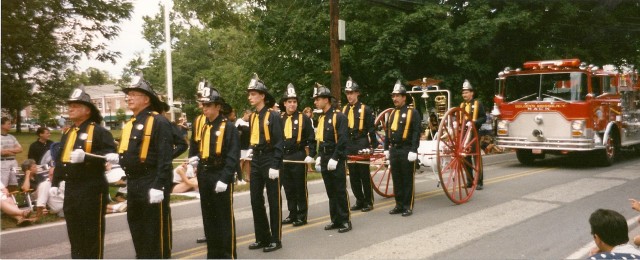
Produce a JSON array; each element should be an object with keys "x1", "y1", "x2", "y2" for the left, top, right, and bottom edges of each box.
[{"x1": 2, "y1": 151, "x2": 639, "y2": 259}]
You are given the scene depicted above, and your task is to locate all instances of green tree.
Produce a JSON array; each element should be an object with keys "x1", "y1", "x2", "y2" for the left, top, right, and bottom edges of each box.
[{"x1": 1, "y1": 0, "x2": 133, "y2": 132}]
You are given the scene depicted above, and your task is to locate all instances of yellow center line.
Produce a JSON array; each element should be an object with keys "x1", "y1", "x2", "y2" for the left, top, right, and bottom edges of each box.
[{"x1": 174, "y1": 167, "x2": 556, "y2": 258}]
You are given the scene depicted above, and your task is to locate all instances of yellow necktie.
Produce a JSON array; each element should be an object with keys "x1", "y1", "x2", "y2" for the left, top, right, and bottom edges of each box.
[
  {"x1": 118, "y1": 117, "x2": 136, "y2": 153},
  {"x1": 200, "y1": 124, "x2": 213, "y2": 159},
  {"x1": 62, "y1": 127, "x2": 78, "y2": 162},
  {"x1": 250, "y1": 113, "x2": 260, "y2": 145},
  {"x1": 391, "y1": 109, "x2": 400, "y2": 131},
  {"x1": 284, "y1": 115, "x2": 293, "y2": 139},
  {"x1": 316, "y1": 115, "x2": 325, "y2": 142},
  {"x1": 348, "y1": 105, "x2": 354, "y2": 128}
]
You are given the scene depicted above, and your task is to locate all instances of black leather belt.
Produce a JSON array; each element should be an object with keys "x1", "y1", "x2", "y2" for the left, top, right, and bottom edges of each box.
[
  {"x1": 390, "y1": 143, "x2": 410, "y2": 148},
  {"x1": 0, "y1": 158, "x2": 15, "y2": 161}
]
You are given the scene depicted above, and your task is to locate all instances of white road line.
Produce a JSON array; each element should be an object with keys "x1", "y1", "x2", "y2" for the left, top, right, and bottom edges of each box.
[
  {"x1": 523, "y1": 178, "x2": 626, "y2": 203},
  {"x1": 340, "y1": 200, "x2": 560, "y2": 259}
]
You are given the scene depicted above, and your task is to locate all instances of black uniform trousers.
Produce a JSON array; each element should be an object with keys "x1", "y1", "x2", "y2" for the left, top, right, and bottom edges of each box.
[
  {"x1": 347, "y1": 137, "x2": 374, "y2": 208},
  {"x1": 389, "y1": 146, "x2": 416, "y2": 210},
  {"x1": 127, "y1": 173, "x2": 172, "y2": 259},
  {"x1": 320, "y1": 155, "x2": 350, "y2": 225},
  {"x1": 282, "y1": 150, "x2": 308, "y2": 221},
  {"x1": 464, "y1": 131, "x2": 483, "y2": 186},
  {"x1": 249, "y1": 152, "x2": 282, "y2": 244},
  {"x1": 198, "y1": 166, "x2": 236, "y2": 259},
  {"x1": 63, "y1": 178, "x2": 108, "y2": 259}
]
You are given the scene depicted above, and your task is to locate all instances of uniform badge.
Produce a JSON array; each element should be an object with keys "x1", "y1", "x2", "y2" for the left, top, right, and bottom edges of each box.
[
  {"x1": 401, "y1": 113, "x2": 406, "y2": 118},
  {"x1": 266, "y1": 120, "x2": 270, "y2": 126},
  {"x1": 136, "y1": 124, "x2": 144, "y2": 130},
  {"x1": 79, "y1": 133, "x2": 88, "y2": 140}
]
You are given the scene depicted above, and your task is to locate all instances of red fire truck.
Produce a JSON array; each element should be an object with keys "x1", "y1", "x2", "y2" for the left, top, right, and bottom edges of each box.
[{"x1": 492, "y1": 58, "x2": 640, "y2": 166}]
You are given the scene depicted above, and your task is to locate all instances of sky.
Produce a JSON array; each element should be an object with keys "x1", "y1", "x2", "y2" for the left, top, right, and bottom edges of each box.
[{"x1": 77, "y1": 0, "x2": 162, "y2": 79}]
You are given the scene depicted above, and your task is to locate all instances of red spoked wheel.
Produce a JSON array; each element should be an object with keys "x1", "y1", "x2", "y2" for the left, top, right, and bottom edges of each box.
[
  {"x1": 370, "y1": 108, "x2": 395, "y2": 198},
  {"x1": 436, "y1": 107, "x2": 482, "y2": 204}
]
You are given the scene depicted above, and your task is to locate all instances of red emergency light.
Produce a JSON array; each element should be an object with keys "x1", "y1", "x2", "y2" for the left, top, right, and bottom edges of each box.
[{"x1": 522, "y1": 59, "x2": 581, "y2": 70}]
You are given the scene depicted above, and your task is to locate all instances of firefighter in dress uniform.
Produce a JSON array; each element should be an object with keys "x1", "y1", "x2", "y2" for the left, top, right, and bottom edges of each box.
[
  {"x1": 51, "y1": 88, "x2": 117, "y2": 259},
  {"x1": 460, "y1": 80, "x2": 486, "y2": 190},
  {"x1": 246, "y1": 74, "x2": 284, "y2": 252},
  {"x1": 279, "y1": 83, "x2": 316, "y2": 227},
  {"x1": 342, "y1": 77, "x2": 379, "y2": 212},
  {"x1": 313, "y1": 83, "x2": 352, "y2": 233},
  {"x1": 190, "y1": 80, "x2": 211, "y2": 244},
  {"x1": 116, "y1": 73, "x2": 174, "y2": 258},
  {"x1": 196, "y1": 86, "x2": 239, "y2": 258},
  {"x1": 384, "y1": 80, "x2": 421, "y2": 217}
]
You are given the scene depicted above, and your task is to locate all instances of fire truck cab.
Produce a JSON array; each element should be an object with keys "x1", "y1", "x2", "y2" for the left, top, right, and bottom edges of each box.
[{"x1": 492, "y1": 58, "x2": 640, "y2": 166}]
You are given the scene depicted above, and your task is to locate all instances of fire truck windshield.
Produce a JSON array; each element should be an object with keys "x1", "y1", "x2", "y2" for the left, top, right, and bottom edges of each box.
[{"x1": 503, "y1": 72, "x2": 588, "y2": 103}]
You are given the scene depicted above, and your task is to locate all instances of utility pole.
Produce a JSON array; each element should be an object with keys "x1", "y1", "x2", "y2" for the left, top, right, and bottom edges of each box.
[
  {"x1": 329, "y1": 0, "x2": 341, "y2": 105},
  {"x1": 164, "y1": 0, "x2": 174, "y2": 122}
]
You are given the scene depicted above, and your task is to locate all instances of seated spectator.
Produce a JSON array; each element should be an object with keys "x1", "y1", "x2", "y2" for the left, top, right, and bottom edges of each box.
[
  {"x1": 0, "y1": 181, "x2": 34, "y2": 226},
  {"x1": 20, "y1": 159, "x2": 42, "y2": 193},
  {"x1": 34, "y1": 167, "x2": 65, "y2": 221},
  {"x1": 588, "y1": 208, "x2": 640, "y2": 259},
  {"x1": 172, "y1": 162, "x2": 198, "y2": 193},
  {"x1": 28, "y1": 127, "x2": 53, "y2": 164}
]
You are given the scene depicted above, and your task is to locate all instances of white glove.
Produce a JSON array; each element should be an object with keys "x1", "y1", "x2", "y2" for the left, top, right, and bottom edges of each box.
[
  {"x1": 384, "y1": 150, "x2": 390, "y2": 160},
  {"x1": 49, "y1": 187, "x2": 60, "y2": 197},
  {"x1": 304, "y1": 156, "x2": 315, "y2": 164},
  {"x1": 188, "y1": 156, "x2": 199, "y2": 163},
  {"x1": 70, "y1": 149, "x2": 85, "y2": 163},
  {"x1": 246, "y1": 149, "x2": 253, "y2": 158},
  {"x1": 408, "y1": 152, "x2": 418, "y2": 162},
  {"x1": 315, "y1": 156, "x2": 322, "y2": 172},
  {"x1": 268, "y1": 168, "x2": 279, "y2": 179},
  {"x1": 327, "y1": 159, "x2": 338, "y2": 171},
  {"x1": 105, "y1": 153, "x2": 119, "y2": 164},
  {"x1": 149, "y1": 188, "x2": 164, "y2": 204},
  {"x1": 215, "y1": 181, "x2": 228, "y2": 193},
  {"x1": 466, "y1": 121, "x2": 473, "y2": 128}
]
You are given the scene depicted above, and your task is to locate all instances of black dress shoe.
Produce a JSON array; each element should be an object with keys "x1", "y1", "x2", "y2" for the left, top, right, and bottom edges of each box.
[
  {"x1": 338, "y1": 222, "x2": 352, "y2": 233},
  {"x1": 389, "y1": 207, "x2": 403, "y2": 214},
  {"x1": 196, "y1": 237, "x2": 207, "y2": 243},
  {"x1": 401, "y1": 209, "x2": 413, "y2": 217},
  {"x1": 292, "y1": 219, "x2": 307, "y2": 226},
  {"x1": 361, "y1": 204, "x2": 373, "y2": 212},
  {"x1": 248, "y1": 241, "x2": 269, "y2": 250},
  {"x1": 263, "y1": 242, "x2": 282, "y2": 252},
  {"x1": 476, "y1": 184, "x2": 483, "y2": 190},
  {"x1": 350, "y1": 204, "x2": 363, "y2": 211},
  {"x1": 324, "y1": 222, "x2": 340, "y2": 230},
  {"x1": 282, "y1": 217, "x2": 295, "y2": 224}
]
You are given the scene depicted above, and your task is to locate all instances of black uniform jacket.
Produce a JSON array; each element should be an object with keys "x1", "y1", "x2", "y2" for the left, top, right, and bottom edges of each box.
[
  {"x1": 317, "y1": 107, "x2": 348, "y2": 160},
  {"x1": 119, "y1": 107, "x2": 174, "y2": 190},
  {"x1": 52, "y1": 119, "x2": 116, "y2": 187},
  {"x1": 200, "y1": 115, "x2": 240, "y2": 184},
  {"x1": 343, "y1": 101, "x2": 379, "y2": 153},
  {"x1": 280, "y1": 110, "x2": 317, "y2": 158},
  {"x1": 249, "y1": 106, "x2": 284, "y2": 170},
  {"x1": 383, "y1": 104, "x2": 421, "y2": 153}
]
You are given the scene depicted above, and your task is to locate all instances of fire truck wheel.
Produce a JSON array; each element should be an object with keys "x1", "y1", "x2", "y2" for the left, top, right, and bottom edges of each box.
[
  {"x1": 516, "y1": 149, "x2": 535, "y2": 165},
  {"x1": 594, "y1": 134, "x2": 618, "y2": 167}
]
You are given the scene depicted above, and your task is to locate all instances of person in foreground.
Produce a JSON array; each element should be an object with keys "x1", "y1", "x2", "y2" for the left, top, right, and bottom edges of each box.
[{"x1": 588, "y1": 208, "x2": 640, "y2": 259}]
